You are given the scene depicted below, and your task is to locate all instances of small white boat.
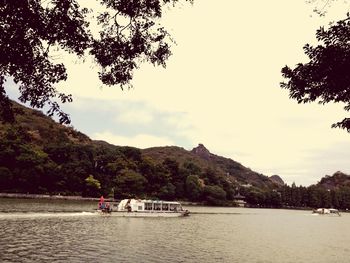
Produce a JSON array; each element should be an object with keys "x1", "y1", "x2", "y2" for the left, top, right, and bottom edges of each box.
[
  {"x1": 98, "y1": 198, "x2": 190, "y2": 217},
  {"x1": 312, "y1": 208, "x2": 341, "y2": 216}
]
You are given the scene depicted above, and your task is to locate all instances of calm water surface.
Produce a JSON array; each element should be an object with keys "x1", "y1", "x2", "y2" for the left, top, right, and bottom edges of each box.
[{"x1": 0, "y1": 198, "x2": 349, "y2": 262}]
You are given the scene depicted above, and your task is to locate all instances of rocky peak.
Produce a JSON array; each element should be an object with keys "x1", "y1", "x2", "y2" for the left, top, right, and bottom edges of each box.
[
  {"x1": 191, "y1": 143, "x2": 212, "y2": 160},
  {"x1": 269, "y1": 175, "x2": 284, "y2": 186}
]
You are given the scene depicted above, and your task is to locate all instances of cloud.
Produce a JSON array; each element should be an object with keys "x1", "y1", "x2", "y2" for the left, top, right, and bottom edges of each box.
[
  {"x1": 115, "y1": 109, "x2": 154, "y2": 125},
  {"x1": 92, "y1": 131, "x2": 175, "y2": 149}
]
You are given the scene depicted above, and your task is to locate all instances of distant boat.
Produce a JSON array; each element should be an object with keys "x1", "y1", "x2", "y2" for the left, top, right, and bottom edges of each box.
[
  {"x1": 98, "y1": 198, "x2": 190, "y2": 217},
  {"x1": 312, "y1": 208, "x2": 341, "y2": 216}
]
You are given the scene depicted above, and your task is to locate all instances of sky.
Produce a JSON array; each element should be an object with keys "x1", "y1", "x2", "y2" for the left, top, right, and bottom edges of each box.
[{"x1": 5, "y1": 0, "x2": 350, "y2": 186}]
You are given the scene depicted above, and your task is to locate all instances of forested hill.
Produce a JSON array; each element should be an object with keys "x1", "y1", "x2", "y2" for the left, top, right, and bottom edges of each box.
[
  {"x1": 143, "y1": 144, "x2": 280, "y2": 190},
  {"x1": 317, "y1": 171, "x2": 350, "y2": 190},
  {"x1": 2, "y1": 101, "x2": 350, "y2": 208},
  {"x1": 0, "y1": 101, "x2": 283, "y2": 205}
]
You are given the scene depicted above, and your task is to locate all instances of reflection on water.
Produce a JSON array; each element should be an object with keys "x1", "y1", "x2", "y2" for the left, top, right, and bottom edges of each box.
[{"x1": 0, "y1": 199, "x2": 349, "y2": 263}]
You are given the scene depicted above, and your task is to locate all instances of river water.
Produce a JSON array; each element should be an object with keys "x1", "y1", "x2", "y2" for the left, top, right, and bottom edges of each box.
[{"x1": 0, "y1": 198, "x2": 349, "y2": 263}]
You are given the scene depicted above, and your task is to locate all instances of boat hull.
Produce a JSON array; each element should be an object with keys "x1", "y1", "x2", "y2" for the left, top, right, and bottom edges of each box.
[
  {"x1": 97, "y1": 198, "x2": 190, "y2": 217},
  {"x1": 312, "y1": 208, "x2": 341, "y2": 216},
  {"x1": 98, "y1": 210, "x2": 189, "y2": 217}
]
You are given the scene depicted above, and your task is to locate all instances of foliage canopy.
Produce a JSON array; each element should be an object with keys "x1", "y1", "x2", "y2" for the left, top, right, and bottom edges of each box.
[
  {"x1": 0, "y1": 0, "x2": 191, "y2": 124},
  {"x1": 281, "y1": 14, "x2": 350, "y2": 131}
]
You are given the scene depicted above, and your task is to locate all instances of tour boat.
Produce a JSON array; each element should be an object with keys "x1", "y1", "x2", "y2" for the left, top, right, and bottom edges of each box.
[
  {"x1": 312, "y1": 208, "x2": 341, "y2": 216},
  {"x1": 98, "y1": 198, "x2": 190, "y2": 217}
]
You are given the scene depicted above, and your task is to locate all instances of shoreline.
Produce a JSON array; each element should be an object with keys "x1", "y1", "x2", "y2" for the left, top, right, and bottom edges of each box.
[
  {"x1": 2, "y1": 193, "x2": 345, "y2": 212},
  {"x1": 0, "y1": 193, "x2": 107, "y2": 202},
  {"x1": 0, "y1": 193, "x2": 315, "y2": 209},
  {"x1": 0, "y1": 193, "x2": 199, "y2": 205}
]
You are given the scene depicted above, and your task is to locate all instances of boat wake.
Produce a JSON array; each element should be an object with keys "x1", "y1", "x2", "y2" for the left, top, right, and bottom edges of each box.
[
  {"x1": 0, "y1": 211, "x2": 97, "y2": 219},
  {"x1": 190, "y1": 212, "x2": 243, "y2": 215}
]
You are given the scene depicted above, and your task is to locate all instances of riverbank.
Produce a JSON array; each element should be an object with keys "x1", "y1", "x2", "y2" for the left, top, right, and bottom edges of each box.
[
  {"x1": 0, "y1": 193, "x2": 199, "y2": 205},
  {"x1": 1, "y1": 193, "x2": 348, "y2": 213},
  {"x1": 0, "y1": 193, "x2": 307, "y2": 208},
  {"x1": 0, "y1": 193, "x2": 110, "y2": 202}
]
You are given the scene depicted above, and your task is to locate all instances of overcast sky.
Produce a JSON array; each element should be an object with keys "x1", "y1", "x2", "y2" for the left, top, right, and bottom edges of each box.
[{"x1": 5, "y1": 0, "x2": 350, "y2": 186}]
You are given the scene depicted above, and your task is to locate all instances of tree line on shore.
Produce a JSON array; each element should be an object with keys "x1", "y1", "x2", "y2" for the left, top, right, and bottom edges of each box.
[
  {"x1": 1, "y1": 124, "x2": 350, "y2": 209},
  {"x1": 242, "y1": 183, "x2": 350, "y2": 210},
  {"x1": 0, "y1": 124, "x2": 233, "y2": 205}
]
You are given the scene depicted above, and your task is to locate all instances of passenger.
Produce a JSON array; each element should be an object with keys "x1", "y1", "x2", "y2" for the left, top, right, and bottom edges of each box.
[{"x1": 99, "y1": 196, "x2": 105, "y2": 210}]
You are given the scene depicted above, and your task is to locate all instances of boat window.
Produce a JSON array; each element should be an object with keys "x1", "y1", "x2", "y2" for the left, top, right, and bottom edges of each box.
[
  {"x1": 154, "y1": 203, "x2": 161, "y2": 210},
  {"x1": 170, "y1": 204, "x2": 180, "y2": 211},
  {"x1": 145, "y1": 203, "x2": 152, "y2": 210},
  {"x1": 138, "y1": 206, "x2": 143, "y2": 210},
  {"x1": 162, "y1": 203, "x2": 169, "y2": 211}
]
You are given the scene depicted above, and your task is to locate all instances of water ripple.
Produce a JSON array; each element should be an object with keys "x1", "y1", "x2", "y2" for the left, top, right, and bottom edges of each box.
[{"x1": 1, "y1": 200, "x2": 350, "y2": 262}]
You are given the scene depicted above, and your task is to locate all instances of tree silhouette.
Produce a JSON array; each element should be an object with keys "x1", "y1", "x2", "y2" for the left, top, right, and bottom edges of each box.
[
  {"x1": 0, "y1": 0, "x2": 191, "y2": 124},
  {"x1": 281, "y1": 13, "x2": 350, "y2": 131}
]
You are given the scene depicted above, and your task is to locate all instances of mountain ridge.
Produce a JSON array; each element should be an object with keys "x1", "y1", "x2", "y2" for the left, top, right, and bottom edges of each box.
[
  {"x1": 0, "y1": 101, "x2": 282, "y2": 200},
  {"x1": 4, "y1": 101, "x2": 350, "y2": 209},
  {"x1": 143, "y1": 143, "x2": 283, "y2": 190},
  {"x1": 317, "y1": 171, "x2": 350, "y2": 190}
]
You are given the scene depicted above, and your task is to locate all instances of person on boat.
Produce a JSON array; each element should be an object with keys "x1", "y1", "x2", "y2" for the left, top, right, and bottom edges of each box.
[
  {"x1": 105, "y1": 202, "x2": 110, "y2": 212},
  {"x1": 98, "y1": 196, "x2": 106, "y2": 210},
  {"x1": 125, "y1": 199, "x2": 132, "y2": 212}
]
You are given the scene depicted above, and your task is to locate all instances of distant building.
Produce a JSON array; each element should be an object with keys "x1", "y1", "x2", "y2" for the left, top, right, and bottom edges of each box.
[{"x1": 234, "y1": 193, "x2": 246, "y2": 207}]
